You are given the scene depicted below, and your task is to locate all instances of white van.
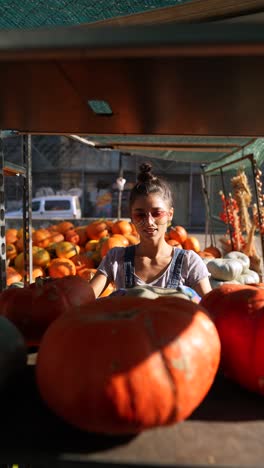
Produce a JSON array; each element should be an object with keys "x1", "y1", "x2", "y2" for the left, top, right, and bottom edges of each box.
[{"x1": 6, "y1": 195, "x2": 82, "y2": 219}]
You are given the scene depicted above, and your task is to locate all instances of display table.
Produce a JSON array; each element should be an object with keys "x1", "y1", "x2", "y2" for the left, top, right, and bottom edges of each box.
[{"x1": 1, "y1": 362, "x2": 264, "y2": 467}]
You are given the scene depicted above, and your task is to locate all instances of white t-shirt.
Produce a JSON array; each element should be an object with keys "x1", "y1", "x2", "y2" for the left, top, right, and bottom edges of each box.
[{"x1": 97, "y1": 247, "x2": 210, "y2": 290}]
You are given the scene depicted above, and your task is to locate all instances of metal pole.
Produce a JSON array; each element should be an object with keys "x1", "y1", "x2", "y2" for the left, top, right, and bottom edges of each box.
[
  {"x1": 117, "y1": 153, "x2": 124, "y2": 220},
  {"x1": 0, "y1": 137, "x2": 6, "y2": 291},
  {"x1": 22, "y1": 134, "x2": 33, "y2": 285},
  {"x1": 200, "y1": 164, "x2": 216, "y2": 247}
]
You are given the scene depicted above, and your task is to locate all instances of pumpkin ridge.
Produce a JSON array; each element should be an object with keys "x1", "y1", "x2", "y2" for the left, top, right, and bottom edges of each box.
[
  {"x1": 143, "y1": 313, "x2": 179, "y2": 425},
  {"x1": 159, "y1": 349, "x2": 178, "y2": 424}
]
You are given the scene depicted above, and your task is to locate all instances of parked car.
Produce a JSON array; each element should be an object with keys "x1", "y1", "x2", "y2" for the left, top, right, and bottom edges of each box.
[{"x1": 6, "y1": 195, "x2": 82, "y2": 219}]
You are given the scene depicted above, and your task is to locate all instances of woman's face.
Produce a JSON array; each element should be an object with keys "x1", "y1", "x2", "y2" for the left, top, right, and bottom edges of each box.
[{"x1": 131, "y1": 193, "x2": 173, "y2": 240}]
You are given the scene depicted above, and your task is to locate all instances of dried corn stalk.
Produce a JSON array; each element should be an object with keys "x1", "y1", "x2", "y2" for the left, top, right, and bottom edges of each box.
[{"x1": 231, "y1": 169, "x2": 252, "y2": 239}]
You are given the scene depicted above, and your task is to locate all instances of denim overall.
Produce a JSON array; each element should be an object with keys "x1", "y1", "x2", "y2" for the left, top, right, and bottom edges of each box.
[{"x1": 124, "y1": 245, "x2": 185, "y2": 289}]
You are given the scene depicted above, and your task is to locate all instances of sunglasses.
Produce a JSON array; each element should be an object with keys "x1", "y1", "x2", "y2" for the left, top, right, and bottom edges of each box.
[{"x1": 132, "y1": 209, "x2": 169, "y2": 226}]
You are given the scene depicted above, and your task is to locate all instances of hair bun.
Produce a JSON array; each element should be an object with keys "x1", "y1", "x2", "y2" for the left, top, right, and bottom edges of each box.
[{"x1": 137, "y1": 162, "x2": 155, "y2": 183}]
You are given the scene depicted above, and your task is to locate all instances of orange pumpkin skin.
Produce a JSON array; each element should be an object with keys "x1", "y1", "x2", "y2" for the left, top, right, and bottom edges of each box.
[
  {"x1": 6, "y1": 229, "x2": 18, "y2": 245},
  {"x1": 30, "y1": 276, "x2": 96, "y2": 345},
  {"x1": 64, "y1": 229, "x2": 80, "y2": 245},
  {"x1": 49, "y1": 258, "x2": 76, "y2": 277},
  {"x1": 100, "y1": 237, "x2": 125, "y2": 258},
  {"x1": 75, "y1": 226, "x2": 89, "y2": 246},
  {"x1": 32, "y1": 229, "x2": 51, "y2": 249},
  {"x1": 0, "y1": 288, "x2": 34, "y2": 344},
  {"x1": 183, "y1": 236, "x2": 201, "y2": 253},
  {"x1": 124, "y1": 234, "x2": 140, "y2": 245},
  {"x1": 203, "y1": 245, "x2": 222, "y2": 258},
  {"x1": 99, "y1": 282, "x2": 115, "y2": 297},
  {"x1": 111, "y1": 220, "x2": 132, "y2": 236},
  {"x1": 6, "y1": 243, "x2": 18, "y2": 261},
  {"x1": 201, "y1": 284, "x2": 264, "y2": 394},
  {"x1": 86, "y1": 221, "x2": 109, "y2": 240},
  {"x1": 169, "y1": 226, "x2": 187, "y2": 244},
  {"x1": 111, "y1": 234, "x2": 129, "y2": 246},
  {"x1": 36, "y1": 296, "x2": 220, "y2": 434},
  {"x1": 71, "y1": 253, "x2": 95, "y2": 270},
  {"x1": 198, "y1": 251, "x2": 215, "y2": 259},
  {"x1": 56, "y1": 221, "x2": 75, "y2": 235},
  {"x1": 0, "y1": 276, "x2": 96, "y2": 347},
  {"x1": 76, "y1": 267, "x2": 97, "y2": 280},
  {"x1": 6, "y1": 267, "x2": 22, "y2": 286}
]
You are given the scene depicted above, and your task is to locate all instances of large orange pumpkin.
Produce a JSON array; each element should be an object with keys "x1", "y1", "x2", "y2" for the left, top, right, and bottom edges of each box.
[
  {"x1": 201, "y1": 284, "x2": 264, "y2": 395},
  {"x1": 36, "y1": 296, "x2": 220, "y2": 434},
  {"x1": 0, "y1": 276, "x2": 96, "y2": 347}
]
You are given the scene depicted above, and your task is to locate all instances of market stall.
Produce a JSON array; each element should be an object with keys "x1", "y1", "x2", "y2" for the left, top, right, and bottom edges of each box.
[{"x1": 1, "y1": 4, "x2": 264, "y2": 466}]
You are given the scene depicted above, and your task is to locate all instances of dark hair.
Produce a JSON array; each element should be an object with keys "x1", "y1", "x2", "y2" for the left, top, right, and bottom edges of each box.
[{"x1": 129, "y1": 162, "x2": 173, "y2": 208}]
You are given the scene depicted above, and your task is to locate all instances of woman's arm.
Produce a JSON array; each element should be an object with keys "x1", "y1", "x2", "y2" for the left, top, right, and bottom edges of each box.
[
  {"x1": 193, "y1": 277, "x2": 212, "y2": 298},
  {"x1": 89, "y1": 271, "x2": 109, "y2": 299}
]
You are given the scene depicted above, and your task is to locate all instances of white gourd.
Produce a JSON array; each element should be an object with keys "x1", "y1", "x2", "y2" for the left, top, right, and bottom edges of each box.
[
  {"x1": 237, "y1": 269, "x2": 260, "y2": 284},
  {"x1": 224, "y1": 251, "x2": 250, "y2": 273},
  {"x1": 207, "y1": 258, "x2": 244, "y2": 281}
]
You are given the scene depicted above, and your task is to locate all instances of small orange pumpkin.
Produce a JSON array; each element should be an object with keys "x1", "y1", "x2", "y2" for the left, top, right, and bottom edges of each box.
[
  {"x1": 6, "y1": 267, "x2": 22, "y2": 286},
  {"x1": 6, "y1": 243, "x2": 18, "y2": 261},
  {"x1": 111, "y1": 220, "x2": 132, "y2": 236},
  {"x1": 86, "y1": 220, "x2": 109, "y2": 240},
  {"x1": 48, "y1": 258, "x2": 76, "y2": 278},
  {"x1": 166, "y1": 239, "x2": 183, "y2": 248},
  {"x1": 32, "y1": 229, "x2": 51, "y2": 249},
  {"x1": 169, "y1": 225, "x2": 188, "y2": 244},
  {"x1": 183, "y1": 236, "x2": 201, "y2": 253},
  {"x1": 101, "y1": 237, "x2": 125, "y2": 258},
  {"x1": 6, "y1": 229, "x2": 18, "y2": 245},
  {"x1": 55, "y1": 241, "x2": 80, "y2": 259},
  {"x1": 204, "y1": 245, "x2": 222, "y2": 258},
  {"x1": 75, "y1": 226, "x2": 89, "y2": 246},
  {"x1": 56, "y1": 221, "x2": 75, "y2": 235}
]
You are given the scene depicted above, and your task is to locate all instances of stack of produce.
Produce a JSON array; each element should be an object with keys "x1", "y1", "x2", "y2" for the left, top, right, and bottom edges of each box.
[
  {"x1": 5, "y1": 220, "x2": 204, "y2": 289},
  {"x1": 219, "y1": 169, "x2": 263, "y2": 275}
]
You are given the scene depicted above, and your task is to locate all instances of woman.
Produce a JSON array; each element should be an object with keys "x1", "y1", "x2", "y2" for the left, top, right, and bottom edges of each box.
[{"x1": 89, "y1": 163, "x2": 211, "y2": 298}]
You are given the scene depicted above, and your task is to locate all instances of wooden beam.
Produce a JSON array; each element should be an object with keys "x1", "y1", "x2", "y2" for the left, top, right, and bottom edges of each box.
[{"x1": 85, "y1": 0, "x2": 264, "y2": 27}]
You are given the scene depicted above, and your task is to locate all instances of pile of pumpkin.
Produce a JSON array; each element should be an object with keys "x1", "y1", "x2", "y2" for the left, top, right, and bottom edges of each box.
[
  {"x1": 0, "y1": 277, "x2": 264, "y2": 436},
  {"x1": 5, "y1": 220, "x2": 203, "y2": 290}
]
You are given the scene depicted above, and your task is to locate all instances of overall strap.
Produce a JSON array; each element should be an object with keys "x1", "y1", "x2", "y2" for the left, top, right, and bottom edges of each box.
[
  {"x1": 124, "y1": 245, "x2": 136, "y2": 288},
  {"x1": 167, "y1": 248, "x2": 185, "y2": 289}
]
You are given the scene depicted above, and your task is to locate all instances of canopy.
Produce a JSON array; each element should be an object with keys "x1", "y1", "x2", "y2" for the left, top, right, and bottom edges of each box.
[{"x1": 1, "y1": 2, "x2": 264, "y2": 168}]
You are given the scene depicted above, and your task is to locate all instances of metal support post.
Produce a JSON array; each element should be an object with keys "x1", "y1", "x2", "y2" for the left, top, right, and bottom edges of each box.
[
  {"x1": 22, "y1": 135, "x2": 33, "y2": 285},
  {"x1": 0, "y1": 137, "x2": 6, "y2": 291}
]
